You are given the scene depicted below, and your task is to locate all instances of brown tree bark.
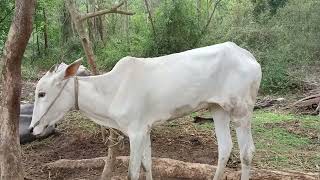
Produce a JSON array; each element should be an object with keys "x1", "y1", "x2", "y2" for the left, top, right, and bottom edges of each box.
[
  {"x1": 100, "y1": 130, "x2": 121, "y2": 180},
  {"x1": 66, "y1": 0, "x2": 98, "y2": 75},
  {"x1": 61, "y1": 3, "x2": 74, "y2": 43},
  {"x1": 86, "y1": 0, "x2": 96, "y2": 43},
  {"x1": 0, "y1": 0, "x2": 36, "y2": 179}
]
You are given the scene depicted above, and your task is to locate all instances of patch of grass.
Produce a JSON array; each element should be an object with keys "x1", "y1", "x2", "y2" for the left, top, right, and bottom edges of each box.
[
  {"x1": 253, "y1": 110, "x2": 295, "y2": 124},
  {"x1": 195, "y1": 122, "x2": 213, "y2": 130},
  {"x1": 253, "y1": 127, "x2": 310, "y2": 150},
  {"x1": 298, "y1": 115, "x2": 320, "y2": 131},
  {"x1": 252, "y1": 111, "x2": 319, "y2": 171},
  {"x1": 192, "y1": 109, "x2": 320, "y2": 171}
]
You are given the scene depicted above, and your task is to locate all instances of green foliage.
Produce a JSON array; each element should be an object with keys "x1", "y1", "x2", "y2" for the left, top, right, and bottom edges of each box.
[
  {"x1": 0, "y1": 0, "x2": 14, "y2": 51},
  {"x1": 2, "y1": 0, "x2": 319, "y2": 94},
  {"x1": 146, "y1": 0, "x2": 200, "y2": 56},
  {"x1": 201, "y1": 0, "x2": 320, "y2": 93},
  {"x1": 251, "y1": 0, "x2": 288, "y2": 19}
]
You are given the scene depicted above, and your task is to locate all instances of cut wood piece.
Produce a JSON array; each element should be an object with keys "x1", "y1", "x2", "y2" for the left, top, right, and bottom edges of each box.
[
  {"x1": 292, "y1": 93, "x2": 320, "y2": 107},
  {"x1": 45, "y1": 156, "x2": 318, "y2": 180}
]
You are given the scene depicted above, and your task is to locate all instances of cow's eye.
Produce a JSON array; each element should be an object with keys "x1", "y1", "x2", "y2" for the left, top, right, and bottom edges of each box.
[{"x1": 38, "y1": 92, "x2": 46, "y2": 98}]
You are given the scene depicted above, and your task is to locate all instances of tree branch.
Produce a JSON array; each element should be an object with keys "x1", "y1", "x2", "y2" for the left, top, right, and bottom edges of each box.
[
  {"x1": 144, "y1": 0, "x2": 156, "y2": 37},
  {"x1": 0, "y1": 6, "x2": 15, "y2": 25},
  {"x1": 80, "y1": 1, "x2": 134, "y2": 21},
  {"x1": 192, "y1": 0, "x2": 222, "y2": 47},
  {"x1": 200, "y1": 0, "x2": 222, "y2": 37}
]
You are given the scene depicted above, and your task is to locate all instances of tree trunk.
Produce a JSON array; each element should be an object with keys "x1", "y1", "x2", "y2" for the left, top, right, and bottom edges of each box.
[
  {"x1": 97, "y1": 15, "x2": 104, "y2": 42},
  {"x1": 197, "y1": 0, "x2": 202, "y2": 26},
  {"x1": 100, "y1": 130, "x2": 119, "y2": 180},
  {"x1": 144, "y1": 0, "x2": 156, "y2": 37},
  {"x1": 35, "y1": 12, "x2": 40, "y2": 56},
  {"x1": 66, "y1": 0, "x2": 98, "y2": 75},
  {"x1": 36, "y1": 24, "x2": 40, "y2": 55},
  {"x1": 86, "y1": 0, "x2": 95, "y2": 43},
  {"x1": 61, "y1": 4, "x2": 73, "y2": 43},
  {"x1": 96, "y1": 0, "x2": 104, "y2": 42},
  {"x1": 194, "y1": 0, "x2": 222, "y2": 46},
  {"x1": 124, "y1": 0, "x2": 129, "y2": 46},
  {"x1": 0, "y1": 0, "x2": 36, "y2": 179},
  {"x1": 65, "y1": 1, "x2": 133, "y2": 179},
  {"x1": 43, "y1": 8, "x2": 48, "y2": 52}
]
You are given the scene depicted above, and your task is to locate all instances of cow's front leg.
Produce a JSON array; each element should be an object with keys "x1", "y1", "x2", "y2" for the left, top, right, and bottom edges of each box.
[{"x1": 128, "y1": 132, "x2": 146, "y2": 180}]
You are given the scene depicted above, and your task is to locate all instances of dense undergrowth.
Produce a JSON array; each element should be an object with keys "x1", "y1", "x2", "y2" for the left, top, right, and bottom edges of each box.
[{"x1": 1, "y1": 0, "x2": 320, "y2": 94}]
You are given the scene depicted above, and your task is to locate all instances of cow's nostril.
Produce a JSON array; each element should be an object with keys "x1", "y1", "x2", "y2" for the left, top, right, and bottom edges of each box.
[{"x1": 29, "y1": 127, "x2": 34, "y2": 134}]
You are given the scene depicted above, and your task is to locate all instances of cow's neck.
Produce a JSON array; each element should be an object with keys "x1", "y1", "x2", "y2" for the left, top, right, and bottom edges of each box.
[{"x1": 75, "y1": 73, "x2": 123, "y2": 131}]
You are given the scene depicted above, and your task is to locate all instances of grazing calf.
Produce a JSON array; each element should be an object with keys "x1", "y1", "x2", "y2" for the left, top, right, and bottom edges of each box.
[{"x1": 29, "y1": 42, "x2": 261, "y2": 180}]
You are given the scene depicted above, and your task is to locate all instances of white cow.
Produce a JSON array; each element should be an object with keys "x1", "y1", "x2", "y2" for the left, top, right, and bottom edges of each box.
[{"x1": 29, "y1": 42, "x2": 261, "y2": 180}]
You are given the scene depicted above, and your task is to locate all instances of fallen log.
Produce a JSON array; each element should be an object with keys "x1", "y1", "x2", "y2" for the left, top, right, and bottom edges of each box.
[
  {"x1": 291, "y1": 93, "x2": 320, "y2": 115},
  {"x1": 45, "y1": 156, "x2": 318, "y2": 180},
  {"x1": 292, "y1": 93, "x2": 320, "y2": 108}
]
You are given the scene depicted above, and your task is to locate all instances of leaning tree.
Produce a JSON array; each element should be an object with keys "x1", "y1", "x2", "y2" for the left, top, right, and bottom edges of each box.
[
  {"x1": 0, "y1": 0, "x2": 36, "y2": 179},
  {"x1": 64, "y1": 0, "x2": 133, "y2": 179}
]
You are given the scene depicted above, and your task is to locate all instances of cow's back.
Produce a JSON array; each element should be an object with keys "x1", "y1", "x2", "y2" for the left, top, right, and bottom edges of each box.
[{"x1": 112, "y1": 42, "x2": 261, "y2": 125}]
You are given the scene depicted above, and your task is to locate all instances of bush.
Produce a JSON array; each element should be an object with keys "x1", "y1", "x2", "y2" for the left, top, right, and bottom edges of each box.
[{"x1": 145, "y1": 0, "x2": 200, "y2": 56}]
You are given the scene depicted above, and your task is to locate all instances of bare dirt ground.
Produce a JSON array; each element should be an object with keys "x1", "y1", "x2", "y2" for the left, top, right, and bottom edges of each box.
[
  {"x1": 14, "y1": 81, "x2": 320, "y2": 179},
  {"x1": 22, "y1": 119, "x2": 219, "y2": 180}
]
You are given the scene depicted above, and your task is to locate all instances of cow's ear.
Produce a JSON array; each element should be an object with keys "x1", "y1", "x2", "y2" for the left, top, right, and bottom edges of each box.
[{"x1": 64, "y1": 58, "x2": 83, "y2": 79}]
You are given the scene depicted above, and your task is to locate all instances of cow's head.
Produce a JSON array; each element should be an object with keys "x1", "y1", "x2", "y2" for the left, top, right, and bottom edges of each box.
[{"x1": 29, "y1": 58, "x2": 83, "y2": 136}]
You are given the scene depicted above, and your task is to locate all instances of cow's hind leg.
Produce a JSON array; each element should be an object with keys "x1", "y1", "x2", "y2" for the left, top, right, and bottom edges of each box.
[
  {"x1": 142, "y1": 132, "x2": 153, "y2": 180},
  {"x1": 128, "y1": 132, "x2": 146, "y2": 180},
  {"x1": 210, "y1": 105, "x2": 232, "y2": 180},
  {"x1": 234, "y1": 112, "x2": 255, "y2": 180}
]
